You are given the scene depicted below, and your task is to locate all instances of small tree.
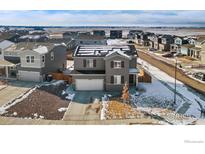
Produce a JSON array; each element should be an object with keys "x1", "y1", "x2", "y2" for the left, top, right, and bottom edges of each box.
[{"x1": 121, "y1": 82, "x2": 129, "y2": 104}]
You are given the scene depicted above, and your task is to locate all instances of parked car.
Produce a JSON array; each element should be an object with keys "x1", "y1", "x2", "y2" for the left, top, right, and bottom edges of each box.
[
  {"x1": 127, "y1": 40, "x2": 134, "y2": 44},
  {"x1": 148, "y1": 48, "x2": 157, "y2": 52},
  {"x1": 193, "y1": 72, "x2": 205, "y2": 81},
  {"x1": 162, "y1": 53, "x2": 173, "y2": 57}
]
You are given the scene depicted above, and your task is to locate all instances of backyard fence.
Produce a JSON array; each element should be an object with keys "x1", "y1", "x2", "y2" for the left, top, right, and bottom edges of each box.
[
  {"x1": 51, "y1": 73, "x2": 72, "y2": 84},
  {"x1": 138, "y1": 69, "x2": 152, "y2": 83}
]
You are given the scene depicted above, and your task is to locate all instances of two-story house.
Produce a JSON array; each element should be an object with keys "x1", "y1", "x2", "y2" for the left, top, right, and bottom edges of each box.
[
  {"x1": 70, "y1": 45, "x2": 138, "y2": 91},
  {"x1": 127, "y1": 30, "x2": 143, "y2": 39},
  {"x1": 158, "y1": 35, "x2": 174, "y2": 52},
  {"x1": 170, "y1": 37, "x2": 188, "y2": 53},
  {"x1": 110, "y1": 30, "x2": 123, "y2": 39},
  {"x1": 136, "y1": 32, "x2": 150, "y2": 46},
  {"x1": 17, "y1": 42, "x2": 67, "y2": 82}
]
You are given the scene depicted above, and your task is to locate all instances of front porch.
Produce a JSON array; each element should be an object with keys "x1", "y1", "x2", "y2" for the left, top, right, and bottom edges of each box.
[
  {"x1": 129, "y1": 68, "x2": 139, "y2": 86},
  {"x1": 0, "y1": 60, "x2": 17, "y2": 80}
]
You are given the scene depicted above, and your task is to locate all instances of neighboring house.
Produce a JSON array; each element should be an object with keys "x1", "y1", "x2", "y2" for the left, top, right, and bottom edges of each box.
[
  {"x1": 93, "y1": 30, "x2": 105, "y2": 37},
  {"x1": 0, "y1": 40, "x2": 14, "y2": 60},
  {"x1": 147, "y1": 34, "x2": 158, "y2": 49},
  {"x1": 76, "y1": 35, "x2": 107, "y2": 45},
  {"x1": 63, "y1": 31, "x2": 78, "y2": 39},
  {"x1": 153, "y1": 35, "x2": 162, "y2": 50},
  {"x1": 170, "y1": 37, "x2": 188, "y2": 53},
  {"x1": 136, "y1": 32, "x2": 150, "y2": 46},
  {"x1": 195, "y1": 36, "x2": 205, "y2": 47},
  {"x1": 47, "y1": 38, "x2": 77, "y2": 50},
  {"x1": 158, "y1": 35, "x2": 174, "y2": 52},
  {"x1": 180, "y1": 44, "x2": 195, "y2": 55},
  {"x1": 70, "y1": 45, "x2": 138, "y2": 91},
  {"x1": 187, "y1": 38, "x2": 196, "y2": 45},
  {"x1": 189, "y1": 47, "x2": 201, "y2": 59},
  {"x1": 0, "y1": 40, "x2": 15, "y2": 79},
  {"x1": 127, "y1": 30, "x2": 143, "y2": 39},
  {"x1": 17, "y1": 34, "x2": 49, "y2": 42},
  {"x1": 110, "y1": 30, "x2": 122, "y2": 39},
  {"x1": 200, "y1": 44, "x2": 205, "y2": 64},
  {"x1": 16, "y1": 42, "x2": 67, "y2": 82}
]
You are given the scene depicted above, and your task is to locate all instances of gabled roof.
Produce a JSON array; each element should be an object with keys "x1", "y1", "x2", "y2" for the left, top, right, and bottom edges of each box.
[
  {"x1": 196, "y1": 37, "x2": 205, "y2": 43},
  {"x1": 0, "y1": 59, "x2": 15, "y2": 67},
  {"x1": 104, "y1": 50, "x2": 131, "y2": 60},
  {"x1": 0, "y1": 40, "x2": 14, "y2": 50}
]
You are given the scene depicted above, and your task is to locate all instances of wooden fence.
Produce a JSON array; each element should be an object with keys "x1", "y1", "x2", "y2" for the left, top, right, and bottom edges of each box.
[
  {"x1": 51, "y1": 73, "x2": 72, "y2": 84},
  {"x1": 138, "y1": 69, "x2": 152, "y2": 83}
]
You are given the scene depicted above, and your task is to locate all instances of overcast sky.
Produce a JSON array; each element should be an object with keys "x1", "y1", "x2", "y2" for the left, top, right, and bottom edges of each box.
[{"x1": 0, "y1": 10, "x2": 205, "y2": 27}]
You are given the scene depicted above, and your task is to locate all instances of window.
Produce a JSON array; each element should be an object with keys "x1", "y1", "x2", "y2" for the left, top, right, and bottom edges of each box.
[
  {"x1": 42, "y1": 55, "x2": 45, "y2": 63},
  {"x1": 86, "y1": 59, "x2": 94, "y2": 68},
  {"x1": 83, "y1": 59, "x2": 96, "y2": 68},
  {"x1": 51, "y1": 52, "x2": 54, "y2": 61},
  {"x1": 26, "y1": 56, "x2": 30, "y2": 63},
  {"x1": 31, "y1": 56, "x2": 34, "y2": 63},
  {"x1": 114, "y1": 75, "x2": 121, "y2": 85},
  {"x1": 114, "y1": 61, "x2": 121, "y2": 68}
]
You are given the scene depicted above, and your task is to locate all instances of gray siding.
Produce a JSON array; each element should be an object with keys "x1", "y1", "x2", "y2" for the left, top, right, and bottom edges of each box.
[
  {"x1": 74, "y1": 57, "x2": 105, "y2": 70},
  {"x1": 105, "y1": 55, "x2": 129, "y2": 91},
  {"x1": 129, "y1": 56, "x2": 137, "y2": 68},
  {"x1": 42, "y1": 45, "x2": 67, "y2": 74}
]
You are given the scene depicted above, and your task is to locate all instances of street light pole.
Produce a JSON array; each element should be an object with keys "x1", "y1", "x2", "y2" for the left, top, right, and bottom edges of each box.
[{"x1": 174, "y1": 58, "x2": 177, "y2": 104}]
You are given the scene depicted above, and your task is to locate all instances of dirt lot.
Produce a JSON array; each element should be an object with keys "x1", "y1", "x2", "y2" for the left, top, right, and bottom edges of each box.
[{"x1": 2, "y1": 81, "x2": 70, "y2": 120}]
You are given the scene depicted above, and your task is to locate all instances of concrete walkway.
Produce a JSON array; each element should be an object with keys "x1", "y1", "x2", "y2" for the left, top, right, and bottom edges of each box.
[
  {"x1": 0, "y1": 81, "x2": 35, "y2": 107},
  {"x1": 63, "y1": 102, "x2": 100, "y2": 121}
]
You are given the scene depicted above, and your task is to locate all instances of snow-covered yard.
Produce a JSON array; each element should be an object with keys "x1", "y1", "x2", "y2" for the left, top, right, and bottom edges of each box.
[{"x1": 136, "y1": 58, "x2": 205, "y2": 119}]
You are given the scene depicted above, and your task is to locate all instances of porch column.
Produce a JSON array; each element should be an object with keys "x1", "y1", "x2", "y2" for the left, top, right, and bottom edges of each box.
[
  {"x1": 135, "y1": 74, "x2": 138, "y2": 87},
  {"x1": 5, "y1": 66, "x2": 8, "y2": 79}
]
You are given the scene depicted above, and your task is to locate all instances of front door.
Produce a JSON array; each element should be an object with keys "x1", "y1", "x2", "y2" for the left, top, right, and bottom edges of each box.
[{"x1": 129, "y1": 74, "x2": 135, "y2": 85}]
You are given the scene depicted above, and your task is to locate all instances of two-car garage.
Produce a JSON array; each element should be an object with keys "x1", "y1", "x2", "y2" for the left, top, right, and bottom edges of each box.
[{"x1": 75, "y1": 79, "x2": 104, "y2": 91}]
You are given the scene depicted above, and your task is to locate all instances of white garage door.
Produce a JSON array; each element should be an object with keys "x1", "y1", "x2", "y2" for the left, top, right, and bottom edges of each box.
[
  {"x1": 76, "y1": 79, "x2": 104, "y2": 91},
  {"x1": 19, "y1": 71, "x2": 41, "y2": 82}
]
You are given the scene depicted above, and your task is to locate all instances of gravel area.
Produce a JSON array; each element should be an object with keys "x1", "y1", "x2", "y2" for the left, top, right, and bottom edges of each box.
[{"x1": 2, "y1": 81, "x2": 70, "y2": 120}]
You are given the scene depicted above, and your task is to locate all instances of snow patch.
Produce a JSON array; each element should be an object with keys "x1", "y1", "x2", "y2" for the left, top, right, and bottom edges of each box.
[
  {"x1": 58, "y1": 108, "x2": 67, "y2": 112},
  {"x1": 0, "y1": 87, "x2": 37, "y2": 115}
]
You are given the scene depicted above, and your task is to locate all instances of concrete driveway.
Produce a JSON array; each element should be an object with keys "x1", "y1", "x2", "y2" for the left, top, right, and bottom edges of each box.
[
  {"x1": 0, "y1": 81, "x2": 36, "y2": 107},
  {"x1": 63, "y1": 90, "x2": 121, "y2": 121},
  {"x1": 73, "y1": 91, "x2": 121, "y2": 104}
]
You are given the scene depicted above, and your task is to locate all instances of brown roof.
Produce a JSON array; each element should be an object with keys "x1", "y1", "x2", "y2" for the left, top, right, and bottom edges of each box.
[
  {"x1": 196, "y1": 37, "x2": 205, "y2": 42},
  {"x1": 181, "y1": 44, "x2": 195, "y2": 48},
  {"x1": 190, "y1": 47, "x2": 201, "y2": 51},
  {"x1": 0, "y1": 60, "x2": 15, "y2": 67}
]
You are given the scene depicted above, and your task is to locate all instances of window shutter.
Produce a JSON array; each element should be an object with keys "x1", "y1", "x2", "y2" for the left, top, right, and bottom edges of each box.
[
  {"x1": 121, "y1": 61, "x2": 124, "y2": 68},
  {"x1": 111, "y1": 61, "x2": 114, "y2": 68},
  {"x1": 111, "y1": 76, "x2": 114, "y2": 84},
  {"x1": 121, "y1": 76, "x2": 124, "y2": 84},
  {"x1": 83, "y1": 59, "x2": 86, "y2": 67},
  {"x1": 93, "y1": 59, "x2": 96, "y2": 67}
]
